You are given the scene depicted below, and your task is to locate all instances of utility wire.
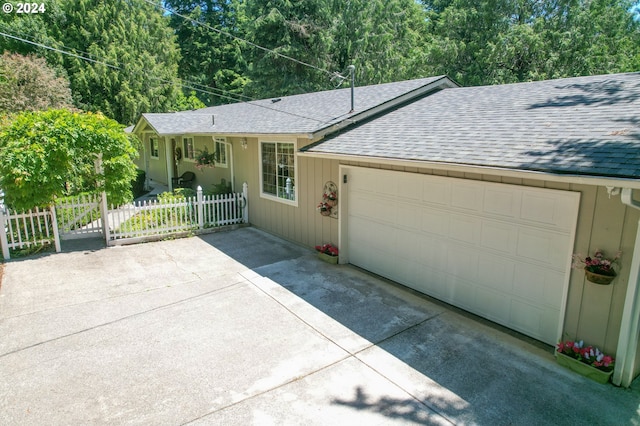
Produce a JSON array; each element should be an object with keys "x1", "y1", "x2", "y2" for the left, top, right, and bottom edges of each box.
[
  {"x1": 0, "y1": 30, "x2": 331, "y2": 124},
  {"x1": 0, "y1": 25, "x2": 255, "y2": 103},
  {"x1": 141, "y1": 0, "x2": 336, "y2": 78}
]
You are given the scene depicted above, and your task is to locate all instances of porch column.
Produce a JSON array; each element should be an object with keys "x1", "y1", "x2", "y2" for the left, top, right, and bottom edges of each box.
[{"x1": 165, "y1": 136, "x2": 174, "y2": 191}]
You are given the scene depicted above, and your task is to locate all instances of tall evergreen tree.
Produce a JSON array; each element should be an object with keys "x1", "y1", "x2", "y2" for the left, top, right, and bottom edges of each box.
[
  {"x1": 330, "y1": 0, "x2": 429, "y2": 85},
  {"x1": 420, "y1": 0, "x2": 640, "y2": 86},
  {"x1": 165, "y1": 0, "x2": 249, "y2": 106},
  {"x1": 49, "y1": 0, "x2": 184, "y2": 124},
  {"x1": 243, "y1": 0, "x2": 336, "y2": 97}
]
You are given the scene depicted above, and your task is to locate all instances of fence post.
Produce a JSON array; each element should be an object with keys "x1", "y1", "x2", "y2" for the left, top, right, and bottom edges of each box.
[
  {"x1": 242, "y1": 182, "x2": 249, "y2": 224},
  {"x1": 0, "y1": 210, "x2": 9, "y2": 260},
  {"x1": 197, "y1": 186, "x2": 204, "y2": 230},
  {"x1": 49, "y1": 203, "x2": 61, "y2": 253},
  {"x1": 100, "y1": 191, "x2": 111, "y2": 243}
]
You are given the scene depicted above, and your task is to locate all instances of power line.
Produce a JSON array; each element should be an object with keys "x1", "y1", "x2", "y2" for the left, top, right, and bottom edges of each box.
[
  {"x1": 0, "y1": 30, "x2": 330, "y2": 124},
  {"x1": 141, "y1": 0, "x2": 336, "y2": 78}
]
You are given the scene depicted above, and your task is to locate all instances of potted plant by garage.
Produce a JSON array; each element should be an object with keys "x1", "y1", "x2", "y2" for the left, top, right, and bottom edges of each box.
[
  {"x1": 556, "y1": 340, "x2": 615, "y2": 384},
  {"x1": 315, "y1": 243, "x2": 339, "y2": 264},
  {"x1": 572, "y1": 249, "x2": 621, "y2": 285}
]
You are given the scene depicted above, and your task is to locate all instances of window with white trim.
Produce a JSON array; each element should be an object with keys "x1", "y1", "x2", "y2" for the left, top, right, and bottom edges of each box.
[
  {"x1": 150, "y1": 137, "x2": 159, "y2": 158},
  {"x1": 261, "y1": 141, "x2": 296, "y2": 202},
  {"x1": 214, "y1": 137, "x2": 228, "y2": 167},
  {"x1": 183, "y1": 137, "x2": 194, "y2": 160}
]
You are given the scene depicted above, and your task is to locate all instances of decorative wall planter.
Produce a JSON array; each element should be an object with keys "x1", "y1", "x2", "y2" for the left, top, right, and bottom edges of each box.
[
  {"x1": 556, "y1": 352, "x2": 613, "y2": 384},
  {"x1": 318, "y1": 252, "x2": 339, "y2": 264},
  {"x1": 585, "y1": 268, "x2": 616, "y2": 285}
]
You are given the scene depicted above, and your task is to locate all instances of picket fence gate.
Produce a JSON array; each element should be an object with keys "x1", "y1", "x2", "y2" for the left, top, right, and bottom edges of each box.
[{"x1": 0, "y1": 183, "x2": 248, "y2": 259}]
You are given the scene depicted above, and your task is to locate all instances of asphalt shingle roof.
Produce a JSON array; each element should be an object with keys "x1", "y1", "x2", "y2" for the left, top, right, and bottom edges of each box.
[
  {"x1": 306, "y1": 72, "x2": 640, "y2": 179},
  {"x1": 140, "y1": 76, "x2": 451, "y2": 135}
]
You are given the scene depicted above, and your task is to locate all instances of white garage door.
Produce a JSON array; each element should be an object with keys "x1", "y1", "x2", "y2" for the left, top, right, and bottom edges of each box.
[{"x1": 346, "y1": 167, "x2": 580, "y2": 344}]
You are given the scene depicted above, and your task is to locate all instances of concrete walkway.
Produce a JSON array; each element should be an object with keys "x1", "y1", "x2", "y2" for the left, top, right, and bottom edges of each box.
[{"x1": 0, "y1": 228, "x2": 638, "y2": 425}]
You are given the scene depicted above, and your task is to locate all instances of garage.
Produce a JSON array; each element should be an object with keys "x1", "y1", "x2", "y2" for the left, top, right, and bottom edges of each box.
[{"x1": 344, "y1": 166, "x2": 580, "y2": 344}]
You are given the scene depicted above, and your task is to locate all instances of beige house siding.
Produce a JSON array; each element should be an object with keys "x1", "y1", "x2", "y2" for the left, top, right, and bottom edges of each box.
[
  {"x1": 175, "y1": 135, "x2": 232, "y2": 192},
  {"x1": 134, "y1": 133, "x2": 168, "y2": 185},
  {"x1": 338, "y1": 160, "x2": 639, "y2": 362},
  {"x1": 233, "y1": 137, "x2": 340, "y2": 249}
]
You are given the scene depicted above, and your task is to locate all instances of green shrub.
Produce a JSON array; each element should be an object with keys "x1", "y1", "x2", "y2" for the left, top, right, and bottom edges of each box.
[{"x1": 131, "y1": 169, "x2": 146, "y2": 198}]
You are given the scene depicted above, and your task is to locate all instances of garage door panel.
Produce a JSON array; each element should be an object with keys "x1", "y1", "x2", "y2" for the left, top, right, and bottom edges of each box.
[
  {"x1": 516, "y1": 229, "x2": 570, "y2": 270},
  {"x1": 421, "y1": 210, "x2": 450, "y2": 237},
  {"x1": 422, "y1": 181, "x2": 450, "y2": 205},
  {"x1": 449, "y1": 216, "x2": 481, "y2": 245},
  {"x1": 447, "y1": 246, "x2": 479, "y2": 282},
  {"x1": 347, "y1": 167, "x2": 579, "y2": 345},
  {"x1": 420, "y1": 239, "x2": 448, "y2": 272},
  {"x1": 476, "y1": 287, "x2": 511, "y2": 324},
  {"x1": 480, "y1": 222, "x2": 518, "y2": 254},
  {"x1": 351, "y1": 193, "x2": 396, "y2": 223},
  {"x1": 396, "y1": 202, "x2": 423, "y2": 230},
  {"x1": 510, "y1": 299, "x2": 551, "y2": 342},
  {"x1": 477, "y1": 254, "x2": 515, "y2": 293},
  {"x1": 415, "y1": 266, "x2": 447, "y2": 297},
  {"x1": 395, "y1": 229, "x2": 420, "y2": 259},
  {"x1": 451, "y1": 184, "x2": 483, "y2": 211},
  {"x1": 448, "y1": 275, "x2": 476, "y2": 310},
  {"x1": 483, "y1": 188, "x2": 522, "y2": 218},
  {"x1": 520, "y1": 191, "x2": 578, "y2": 230}
]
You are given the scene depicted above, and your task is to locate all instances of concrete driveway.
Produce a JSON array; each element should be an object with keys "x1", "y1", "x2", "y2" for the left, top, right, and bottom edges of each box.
[{"x1": 1, "y1": 227, "x2": 638, "y2": 425}]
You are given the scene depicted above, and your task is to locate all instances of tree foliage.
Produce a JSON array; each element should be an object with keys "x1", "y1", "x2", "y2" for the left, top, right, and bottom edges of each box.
[
  {"x1": 420, "y1": 0, "x2": 640, "y2": 85},
  {"x1": 50, "y1": 0, "x2": 184, "y2": 124},
  {"x1": 165, "y1": 0, "x2": 249, "y2": 105},
  {"x1": 242, "y1": 0, "x2": 335, "y2": 97},
  {"x1": 0, "y1": 52, "x2": 73, "y2": 114},
  {"x1": 0, "y1": 110, "x2": 139, "y2": 210},
  {"x1": 330, "y1": 0, "x2": 429, "y2": 85}
]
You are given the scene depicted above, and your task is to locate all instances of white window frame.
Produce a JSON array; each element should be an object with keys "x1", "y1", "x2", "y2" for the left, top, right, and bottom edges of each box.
[
  {"x1": 214, "y1": 137, "x2": 228, "y2": 168},
  {"x1": 183, "y1": 137, "x2": 195, "y2": 161},
  {"x1": 149, "y1": 137, "x2": 159, "y2": 159},
  {"x1": 259, "y1": 139, "x2": 297, "y2": 206}
]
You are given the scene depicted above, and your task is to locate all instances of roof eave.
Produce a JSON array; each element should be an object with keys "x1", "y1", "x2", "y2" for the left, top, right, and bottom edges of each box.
[{"x1": 298, "y1": 151, "x2": 640, "y2": 189}]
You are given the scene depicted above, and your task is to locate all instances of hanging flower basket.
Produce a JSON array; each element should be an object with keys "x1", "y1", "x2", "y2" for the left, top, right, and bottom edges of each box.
[
  {"x1": 585, "y1": 268, "x2": 616, "y2": 285},
  {"x1": 572, "y1": 249, "x2": 620, "y2": 286}
]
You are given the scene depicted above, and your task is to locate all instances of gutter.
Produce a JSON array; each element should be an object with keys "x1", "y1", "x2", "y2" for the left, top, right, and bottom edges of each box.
[
  {"x1": 614, "y1": 188, "x2": 640, "y2": 387},
  {"x1": 297, "y1": 151, "x2": 640, "y2": 190}
]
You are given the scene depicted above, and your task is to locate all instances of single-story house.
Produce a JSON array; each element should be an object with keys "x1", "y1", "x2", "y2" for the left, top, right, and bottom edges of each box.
[{"x1": 131, "y1": 71, "x2": 640, "y2": 387}]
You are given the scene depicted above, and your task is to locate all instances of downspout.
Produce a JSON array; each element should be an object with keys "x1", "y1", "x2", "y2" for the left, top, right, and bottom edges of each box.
[{"x1": 614, "y1": 188, "x2": 640, "y2": 386}]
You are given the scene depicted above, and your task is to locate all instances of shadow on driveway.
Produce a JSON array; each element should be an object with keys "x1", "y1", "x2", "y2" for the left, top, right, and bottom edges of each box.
[{"x1": 200, "y1": 227, "x2": 640, "y2": 425}]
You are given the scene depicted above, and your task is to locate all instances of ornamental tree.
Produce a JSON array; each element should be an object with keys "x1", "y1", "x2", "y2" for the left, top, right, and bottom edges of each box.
[
  {"x1": 0, "y1": 109, "x2": 139, "y2": 210},
  {"x1": 0, "y1": 52, "x2": 73, "y2": 114}
]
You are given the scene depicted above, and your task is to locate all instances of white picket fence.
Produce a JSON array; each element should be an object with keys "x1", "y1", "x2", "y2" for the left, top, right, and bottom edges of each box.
[
  {"x1": 56, "y1": 193, "x2": 103, "y2": 239},
  {"x1": 0, "y1": 183, "x2": 249, "y2": 258},
  {"x1": 0, "y1": 205, "x2": 61, "y2": 260},
  {"x1": 107, "y1": 184, "x2": 248, "y2": 244}
]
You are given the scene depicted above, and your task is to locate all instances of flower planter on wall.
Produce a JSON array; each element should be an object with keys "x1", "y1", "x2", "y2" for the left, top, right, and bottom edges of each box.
[
  {"x1": 585, "y1": 268, "x2": 616, "y2": 285},
  {"x1": 318, "y1": 252, "x2": 338, "y2": 264},
  {"x1": 556, "y1": 352, "x2": 613, "y2": 384}
]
